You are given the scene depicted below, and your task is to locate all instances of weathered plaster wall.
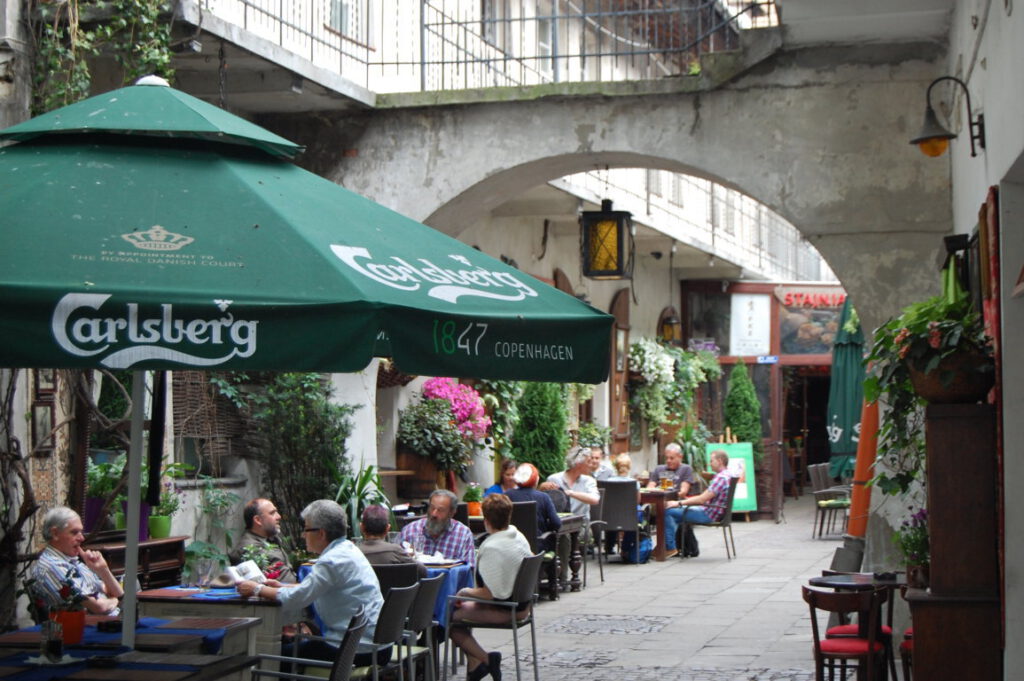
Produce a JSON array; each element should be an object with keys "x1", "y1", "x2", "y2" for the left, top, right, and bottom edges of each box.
[
  {"x1": 266, "y1": 43, "x2": 952, "y2": 334},
  {"x1": 0, "y1": 0, "x2": 30, "y2": 130}
]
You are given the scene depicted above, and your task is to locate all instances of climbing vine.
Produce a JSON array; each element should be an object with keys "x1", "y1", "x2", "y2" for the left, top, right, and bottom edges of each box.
[{"x1": 29, "y1": 0, "x2": 175, "y2": 115}]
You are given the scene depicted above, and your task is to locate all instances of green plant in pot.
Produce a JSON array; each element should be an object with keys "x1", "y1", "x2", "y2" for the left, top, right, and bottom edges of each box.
[
  {"x1": 893, "y1": 507, "x2": 930, "y2": 588},
  {"x1": 865, "y1": 294, "x2": 993, "y2": 496},
  {"x1": 867, "y1": 295, "x2": 993, "y2": 405},
  {"x1": 462, "y1": 482, "x2": 483, "y2": 516}
]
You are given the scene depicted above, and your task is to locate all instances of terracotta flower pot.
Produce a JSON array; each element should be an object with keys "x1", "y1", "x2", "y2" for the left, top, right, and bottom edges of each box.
[
  {"x1": 50, "y1": 609, "x2": 85, "y2": 645},
  {"x1": 907, "y1": 352, "x2": 994, "y2": 404},
  {"x1": 465, "y1": 501, "x2": 482, "y2": 516}
]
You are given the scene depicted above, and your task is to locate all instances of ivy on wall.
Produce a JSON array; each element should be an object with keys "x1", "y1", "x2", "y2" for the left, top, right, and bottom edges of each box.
[{"x1": 29, "y1": 0, "x2": 175, "y2": 114}]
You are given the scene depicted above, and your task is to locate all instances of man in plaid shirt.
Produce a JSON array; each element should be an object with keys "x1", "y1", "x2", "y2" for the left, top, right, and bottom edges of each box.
[
  {"x1": 399, "y1": 489, "x2": 476, "y2": 569},
  {"x1": 664, "y1": 449, "x2": 734, "y2": 543}
]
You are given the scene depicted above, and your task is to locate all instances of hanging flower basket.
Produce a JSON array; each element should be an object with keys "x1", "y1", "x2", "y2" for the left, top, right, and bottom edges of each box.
[{"x1": 906, "y1": 352, "x2": 995, "y2": 404}]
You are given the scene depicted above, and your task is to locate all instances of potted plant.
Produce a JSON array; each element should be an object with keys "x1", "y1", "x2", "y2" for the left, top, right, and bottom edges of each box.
[
  {"x1": 148, "y1": 481, "x2": 185, "y2": 539},
  {"x1": 864, "y1": 295, "x2": 994, "y2": 496},
  {"x1": 397, "y1": 378, "x2": 490, "y2": 495},
  {"x1": 893, "y1": 507, "x2": 930, "y2": 588},
  {"x1": 462, "y1": 482, "x2": 483, "y2": 516},
  {"x1": 866, "y1": 295, "x2": 994, "y2": 405},
  {"x1": 83, "y1": 456, "x2": 124, "y2": 533}
]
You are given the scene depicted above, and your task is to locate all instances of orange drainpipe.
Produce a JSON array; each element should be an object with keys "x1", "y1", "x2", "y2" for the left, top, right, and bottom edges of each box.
[{"x1": 846, "y1": 399, "x2": 878, "y2": 538}]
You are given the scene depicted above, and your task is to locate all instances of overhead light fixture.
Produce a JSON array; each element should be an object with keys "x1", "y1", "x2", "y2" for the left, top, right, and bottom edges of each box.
[
  {"x1": 580, "y1": 199, "x2": 633, "y2": 279},
  {"x1": 909, "y1": 76, "x2": 986, "y2": 158}
]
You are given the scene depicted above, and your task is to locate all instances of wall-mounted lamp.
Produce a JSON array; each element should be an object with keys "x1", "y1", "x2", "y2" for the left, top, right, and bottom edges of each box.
[
  {"x1": 580, "y1": 199, "x2": 633, "y2": 279},
  {"x1": 909, "y1": 76, "x2": 986, "y2": 158}
]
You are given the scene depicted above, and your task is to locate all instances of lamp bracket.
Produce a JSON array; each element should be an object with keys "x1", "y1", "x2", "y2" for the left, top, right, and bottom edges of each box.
[{"x1": 925, "y1": 76, "x2": 986, "y2": 157}]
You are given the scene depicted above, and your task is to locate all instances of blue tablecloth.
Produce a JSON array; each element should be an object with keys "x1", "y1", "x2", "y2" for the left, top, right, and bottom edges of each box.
[
  {"x1": 0, "y1": 649, "x2": 197, "y2": 681},
  {"x1": 296, "y1": 562, "x2": 473, "y2": 629},
  {"x1": 20, "y1": 616, "x2": 227, "y2": 654},
  {"x1": 428, "y1": 564, "x2": 473, "y2": 628},
  {"x1": 161, "y1": 585, "x2": 241, "y2": 600}
]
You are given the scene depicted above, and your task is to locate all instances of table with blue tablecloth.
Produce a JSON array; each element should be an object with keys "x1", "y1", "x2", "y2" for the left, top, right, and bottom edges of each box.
[
  {"x1": 0, "y1": 615, "x2": 258, "y2": 655},
  {"x1": 0, "y1": 648, "x2": 255, "y2": 681}
]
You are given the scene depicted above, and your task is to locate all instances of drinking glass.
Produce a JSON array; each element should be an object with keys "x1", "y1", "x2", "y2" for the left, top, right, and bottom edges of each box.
[{"x1": 195, "y1": 559, "x2": 215, "y2": 590}]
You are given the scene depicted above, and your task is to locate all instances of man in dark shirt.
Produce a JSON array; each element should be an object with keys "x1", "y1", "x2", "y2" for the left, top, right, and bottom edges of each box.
[
  {"x1": 506, "y1": 463, "x2": 562, "y2": 551},
  {"x1": 357, "y1": 505, "x2": 426, "y2": 577},
  {"x1": 228, "y1": 498, "x2": 295, "y2": 583}
]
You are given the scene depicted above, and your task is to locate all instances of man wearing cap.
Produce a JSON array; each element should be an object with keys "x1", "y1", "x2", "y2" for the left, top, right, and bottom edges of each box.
[{"x1": 506, "y1": 463, "x2": 562, "y2": 551}]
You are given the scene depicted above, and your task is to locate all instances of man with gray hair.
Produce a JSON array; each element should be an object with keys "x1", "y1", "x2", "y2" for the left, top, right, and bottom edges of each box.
[
  {"x1": 540, "y1": 446, "x2": 600, "y2": 520},
  {"x1": 236, "y1": 499, "x2": 386, "y2": 667},
  {"x1": 398, "y1": 489, "x2": 476, "y2": 568},
  {"x1": 31, "y1": 507, "x2": 124, "y2": 616},
  {"x1": 540, "y1": 447, "x2": 600, "y2": 588}
]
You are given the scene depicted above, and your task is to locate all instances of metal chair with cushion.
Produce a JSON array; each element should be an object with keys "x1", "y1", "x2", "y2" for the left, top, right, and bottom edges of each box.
[
  {"x1": 253, "y1": 606, "x2": 368, "y2": 681},
  {"x1": 594, "y1": 480, "x2": 642, "y2": 564},
  {"x1": 371, "y1": 562, "x2": 420, "y2": 598},
  {"x1": 808, "y1": 463, "x2": 851, "y2": 538},
  {"x1": 442, "y1": 553, "x2": 545, "y2": 681},
  {"x1": 402, "y1": 573, "x2": 447, "y2": 681},
  {"x1": 351, "y1": 582, "x2": 420, "y2": 681}
]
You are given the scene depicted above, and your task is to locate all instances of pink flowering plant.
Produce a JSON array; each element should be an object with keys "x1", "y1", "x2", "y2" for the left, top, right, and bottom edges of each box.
[
  {"x1": 398, "y1": 378, "x2": 491, "y2": 474},
  {"x1": 893, "y1": 507, "x2": 930, "y2": 566},
  {"x1": 422, "y1": 378, "x2": 491, "y2": 440}
]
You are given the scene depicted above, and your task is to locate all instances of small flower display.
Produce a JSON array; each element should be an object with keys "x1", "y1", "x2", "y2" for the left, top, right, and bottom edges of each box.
[
  {"x1": 893, "y1": 507, "x2": 929, "y2": 566},
  {"x1": 421, "y1": 377, "x2": 491, "y2": 440}
]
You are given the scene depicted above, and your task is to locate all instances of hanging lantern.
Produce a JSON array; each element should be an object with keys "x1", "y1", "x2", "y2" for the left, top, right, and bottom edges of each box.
[{"x1": 580, "y1": 199, "x2": 633, "y2": 279}]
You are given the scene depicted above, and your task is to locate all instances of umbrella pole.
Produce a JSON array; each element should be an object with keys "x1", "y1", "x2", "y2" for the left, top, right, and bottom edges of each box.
[{"x1": 119, "y1": 369, "x2": 147, "y2": 648}]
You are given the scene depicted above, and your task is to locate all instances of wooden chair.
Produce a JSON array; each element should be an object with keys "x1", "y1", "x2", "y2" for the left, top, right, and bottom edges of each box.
[
  {"x1": 803, "y1": 586, "x2": 887, "y2": 681},
  {"x1": 253, "y1": 606, "x2": 367, "y2": 681},
  {"x1": 371, "y1": 562, "x2": 420, "y2": 598},
  {"x1": 402, "y1": 574, "x2": 447, "y2": 681},
  {"x1": 442, "y1": 553, "x2": 544, "y2": 681}
]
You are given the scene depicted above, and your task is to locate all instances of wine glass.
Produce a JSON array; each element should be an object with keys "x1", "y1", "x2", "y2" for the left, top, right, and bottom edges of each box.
[{"x1": 195, "y1": 559, "x2": 215, "y2": 590}]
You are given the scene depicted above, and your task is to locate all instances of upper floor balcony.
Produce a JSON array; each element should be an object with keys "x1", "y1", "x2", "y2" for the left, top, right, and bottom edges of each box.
[{"x1": 173, "y1": 0, "x2": 778, "y2": 112}]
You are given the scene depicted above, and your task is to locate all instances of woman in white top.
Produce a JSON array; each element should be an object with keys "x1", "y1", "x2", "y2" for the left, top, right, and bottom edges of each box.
[{"x1": 449, "y1": 493, "x2": 532, "y2": 681}]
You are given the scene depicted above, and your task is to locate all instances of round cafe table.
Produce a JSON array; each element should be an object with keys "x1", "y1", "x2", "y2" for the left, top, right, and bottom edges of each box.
[{"x1": 808, "y1": 572, "x2": 905, "y2": 591}]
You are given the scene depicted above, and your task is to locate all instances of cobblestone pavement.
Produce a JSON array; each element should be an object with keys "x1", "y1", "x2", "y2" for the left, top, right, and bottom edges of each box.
[{"x1": 462, "y1": 495, "x2": 838, "y2": 681}]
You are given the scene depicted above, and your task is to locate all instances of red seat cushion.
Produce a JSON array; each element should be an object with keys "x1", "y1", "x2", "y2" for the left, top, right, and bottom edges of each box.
[
  {"x1": 903, "y1": 626, "x2": 913, "y2": 639},
  {"x1": 820, "y1": 638, "x2": 885, "y2": 655},
  {"x1": 827, "y1": 623, "x2": 892, "y2": 637},
  {"x1": 900, "y1": 639, "x2": 914, "y2": 654}
]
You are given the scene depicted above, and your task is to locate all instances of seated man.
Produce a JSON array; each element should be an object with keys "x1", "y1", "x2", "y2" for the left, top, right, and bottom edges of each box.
[
  {"x1": 647, "y1": 443, "x2": 697, "y2": 558},
  {"x1": 229, "y1": 498, "x2": 295, "y2": 583},
  {"x1": 588, "y1": 446, "x2": 615, "y2": 481},
  {"x1": 31, "y1": 507, "x2": 123, "y2": 616},
  {"x1": 539, "y1": 447, "x2": 599, "y2": 584},
  {"x1": 506, "y1": 463, "x2": 561, "y2": 551},
  {"x1": 357, "y1": 504, "x2": 426, "y2": 577},
  {"x1": 236, "y1": 500, "x2": 387, "y2": 667},
  {"x1": 664, "y1": 449, "x2": 734, "y2": 556},
  {"x1": 398, "y1": 489, "x2": 476, "y2": 569},
  {"x1": 449, "y1": 494, "x2": 533, "y2": 681}
]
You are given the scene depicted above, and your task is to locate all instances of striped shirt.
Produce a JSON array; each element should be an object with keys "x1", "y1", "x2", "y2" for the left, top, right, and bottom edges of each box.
[
  {"x1": 399, "y1": 518, "x2": 476, "y2": 569},
  {"x1": 704, "y1": 470, "x2": 734, "y2": 522},
  {"x1": 30, "y1": 545, "x2": 116, "y2": 614}
]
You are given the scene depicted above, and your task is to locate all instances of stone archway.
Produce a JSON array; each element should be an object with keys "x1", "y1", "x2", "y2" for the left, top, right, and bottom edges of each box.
[{"x1": 267, "y1": 43, "x2": 950, "y2": 329}]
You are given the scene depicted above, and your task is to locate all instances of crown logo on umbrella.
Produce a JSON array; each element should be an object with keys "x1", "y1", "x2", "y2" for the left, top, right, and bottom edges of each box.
[{"x1": 121, "y1": 225, "x2": 194, "y2": 251}]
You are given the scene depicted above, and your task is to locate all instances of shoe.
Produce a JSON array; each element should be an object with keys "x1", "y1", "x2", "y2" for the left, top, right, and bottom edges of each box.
[
  {"x1": 684, "y1": 549, "x2": 699, "y2": 558},
  {"x1": 664, "y1": 549, "x2": 679, "y2": 558},
  {"x1": 467, "y1": 663, "x2": 491, "y2": 681},
  {"x1": 488, "y1": 652, "x2": 502, "y2": 681}
]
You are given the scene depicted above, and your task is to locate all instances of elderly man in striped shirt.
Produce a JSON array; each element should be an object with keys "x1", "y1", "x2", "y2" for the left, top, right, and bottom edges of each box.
[
  {"x1": 398, "y1": 489, "x2": 476, "y2": 569},
  {"x1": 31, "y1": 507, "x2": 124, "y2": 616}
]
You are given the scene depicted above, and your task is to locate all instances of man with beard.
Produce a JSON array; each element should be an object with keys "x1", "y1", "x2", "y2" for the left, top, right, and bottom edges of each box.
[
  {"x1": 398, "y1": 489, "x2": 476, "y2": 569},
  {"x1": 229, "y1": 498, "x2": 296, "y2": 583}
]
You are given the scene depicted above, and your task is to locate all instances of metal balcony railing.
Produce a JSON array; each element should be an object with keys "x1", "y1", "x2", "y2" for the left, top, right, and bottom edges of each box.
[{"x1": 196, "y1": 0, "x2": 777, "y2": 93}]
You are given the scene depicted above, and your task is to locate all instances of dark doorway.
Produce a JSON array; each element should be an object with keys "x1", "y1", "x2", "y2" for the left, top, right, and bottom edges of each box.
[{"x1": 782, "y1": 366, "x2": 831, "y2": 471}]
